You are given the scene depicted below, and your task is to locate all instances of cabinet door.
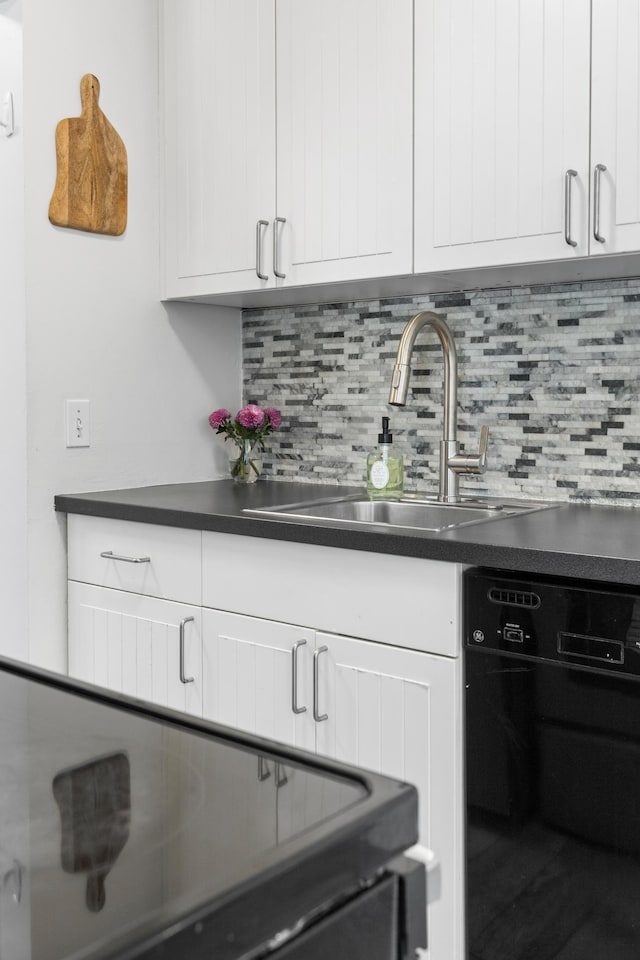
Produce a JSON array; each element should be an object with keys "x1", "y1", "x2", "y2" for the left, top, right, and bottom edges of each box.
[
  {"x1": 202, "y1": 609, "x2": 316, "y2": 752},
  {"x1": 161, "y1": 0, "x2": 276, "y2": 298},
  {"x1": 68, "y1": 582, "x2": 203, "y2": 716},
  {"x1": 414, "y1": 0, "x2": 591, "y2": 272},
  {"x1": 590, "y1": 0, "x2": 640, "y2": 255},
  {"x1": 314, "y1": 632, "x2": 464, "y2": 960},
  {"x1": 275, "y1": 0, "x2": 413, "y2": 286}
]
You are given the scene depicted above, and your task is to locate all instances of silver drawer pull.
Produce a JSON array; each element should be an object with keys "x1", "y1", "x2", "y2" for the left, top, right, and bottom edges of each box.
[
  {"x1": 179, "y1": 616, "x2": 195, "y2": 684},
  {"x1": 313, "y1": 645, "x2": 328, "y2": 722},
  {"x1": 292, "y1": 639, "x2": 307, "y2": 715},
  {"x1": 100, "y1": 550, "x2": 150, "y2": 564}
]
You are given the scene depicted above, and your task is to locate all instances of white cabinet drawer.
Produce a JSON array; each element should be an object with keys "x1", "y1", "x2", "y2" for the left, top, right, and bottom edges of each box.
[
  {"x1": 68, "y1": 515, "x2": 202, "y2": 605},
  {"x1": 202, "y1": 532, "x2": 461, "y2": 657}
]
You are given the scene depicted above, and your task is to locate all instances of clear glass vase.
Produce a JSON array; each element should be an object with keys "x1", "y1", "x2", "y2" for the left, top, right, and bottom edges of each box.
[{"x1": 229, "y1": 439, "x2": 262, "y2": 483}]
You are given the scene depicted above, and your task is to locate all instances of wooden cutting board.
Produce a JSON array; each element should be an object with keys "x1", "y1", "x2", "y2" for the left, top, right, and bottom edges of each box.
[{"x1": 48, "y1": 74, "x2": 128, "y2": 236}]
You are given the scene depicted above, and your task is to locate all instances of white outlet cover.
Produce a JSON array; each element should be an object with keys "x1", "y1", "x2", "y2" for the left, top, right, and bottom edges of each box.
[{"x1": 65, "y1": 399, "x2": 91, "y2": 448}]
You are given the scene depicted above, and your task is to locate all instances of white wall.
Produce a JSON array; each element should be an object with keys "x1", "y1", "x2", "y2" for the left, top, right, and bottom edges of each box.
[
  {"x1": 0, "y1": 0, "x2": 28, "y2": 662},
  {"x1": 21, "y1": 0, "x2": 242, "y2": 673}
]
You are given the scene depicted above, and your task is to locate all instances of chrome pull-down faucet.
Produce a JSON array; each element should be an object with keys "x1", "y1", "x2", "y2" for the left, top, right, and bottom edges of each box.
[{"x1": 388, "y1": 310, "x2": 489, "y2": 503}]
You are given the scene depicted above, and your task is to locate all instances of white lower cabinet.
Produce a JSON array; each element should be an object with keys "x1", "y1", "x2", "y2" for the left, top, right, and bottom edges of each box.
[
  {"x1": 68, "y1": 581, "x2": 203, "y2": 717},
  {"x1": 316, "y1": 630, "x2": 464, "y2": 960},
  {"x1": 67, "y1": 520, "x2": 464, "y2": 960},
  {"x1": 202, "y1": 609, "x2": 316, "y2": 753},
  {"x1": 201, "y1": 607, "x2": 463, "y2": 960}
]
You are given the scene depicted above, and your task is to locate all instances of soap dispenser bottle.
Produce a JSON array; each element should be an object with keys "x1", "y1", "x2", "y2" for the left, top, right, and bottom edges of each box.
[{"x1": 367, "y1": 416, "x2": 404, "y2": 500}]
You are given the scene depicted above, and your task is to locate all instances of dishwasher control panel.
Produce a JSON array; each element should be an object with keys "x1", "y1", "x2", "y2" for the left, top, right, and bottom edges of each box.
[{"x1": 464, "y1": 568, "x2": 640, "y2": 676}]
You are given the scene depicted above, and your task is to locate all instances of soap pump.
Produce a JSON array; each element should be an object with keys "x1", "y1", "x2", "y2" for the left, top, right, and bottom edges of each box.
[{"x1": 366, "y1": 416, "x2": 404, "y2": 500}]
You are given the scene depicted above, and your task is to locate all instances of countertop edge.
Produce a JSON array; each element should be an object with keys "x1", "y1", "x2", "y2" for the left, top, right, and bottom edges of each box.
[{"x1": 54, "y1": 483, "x2": 640, "y2": 587}]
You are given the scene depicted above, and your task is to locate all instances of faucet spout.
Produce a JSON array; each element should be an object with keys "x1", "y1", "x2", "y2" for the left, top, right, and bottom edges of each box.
[
  {"x1": 388, "y1": 311, "x2": 458, "y2": 444},
  {"x1": 388, "y1": 311, "x2": 488, "y2": 502}
]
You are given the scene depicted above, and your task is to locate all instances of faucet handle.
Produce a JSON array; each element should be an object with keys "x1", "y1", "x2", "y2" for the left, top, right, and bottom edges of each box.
[
  {"x1": 448, "y1": 425, "x2": 489, "y2": 476},
  {"x1": 477, "y1": 425, "x2": 489, "y2": 471}
]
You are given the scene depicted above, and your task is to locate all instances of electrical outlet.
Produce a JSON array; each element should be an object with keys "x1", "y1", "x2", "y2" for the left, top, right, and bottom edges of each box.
[{"x1": 65, "y1": 399, "x2": 91, "y2": 448}]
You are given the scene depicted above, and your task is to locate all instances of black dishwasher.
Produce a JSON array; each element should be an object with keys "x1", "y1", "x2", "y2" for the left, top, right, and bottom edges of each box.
[{"x1": 464, "y1": 568, "x2": 640, "y2": 960}]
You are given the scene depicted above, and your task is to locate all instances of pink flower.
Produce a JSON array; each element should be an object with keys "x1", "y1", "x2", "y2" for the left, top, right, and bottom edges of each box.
[
  {"x1": 236, "y1": 404, "x2": 265, "y2": 429},
  {"x1": 209, "y1": 408, "x2": 231, "y2": 429},
  {"x1": 264, "y1": 407, "x2": 282, "y2": 429}
]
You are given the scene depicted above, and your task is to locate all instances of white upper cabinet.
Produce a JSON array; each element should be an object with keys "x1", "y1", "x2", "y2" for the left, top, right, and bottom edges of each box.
[
  {"x1": 161, "y1": 0, "x2": 276, "y2": 298},
  {"x1": 161, "y1": 0, "x2": 413, "y2": 299},
  {"x1": 161, "y1": 0, "x2": 640, "y2": 298},
  {"x1": 590, "y1": 0, "x2": 640, "y2": 256},
  {"x1": 415, "y1": 0, "x2": 640, "y2": 273},
  {"x1": 275, "y1": 0, "x2": 413, "y2": 286},
  {"x1": 414, "y1": 0, "x2": 592, "y2": 272}
]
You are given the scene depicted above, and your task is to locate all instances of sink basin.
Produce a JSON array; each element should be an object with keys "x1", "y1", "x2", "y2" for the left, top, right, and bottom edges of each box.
[{"x1": 243, "y1": 494, "x2": 554, "y2": 533}]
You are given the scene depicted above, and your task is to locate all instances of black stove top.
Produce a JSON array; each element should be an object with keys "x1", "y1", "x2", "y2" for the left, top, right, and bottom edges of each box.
[{"x1": 0, "y1": 658, "x2": 420, "y2": 959}]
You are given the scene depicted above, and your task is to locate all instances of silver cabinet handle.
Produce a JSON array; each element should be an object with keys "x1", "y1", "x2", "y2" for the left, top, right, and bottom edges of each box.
[
  {"x1": 255, "y1": 219, "x2": 269, "y2": 280},
  {"x1": 258, "y1": 756, "x2": 271, "y2": 781},
  {"x1": 478, "y1": 424, "x2": 489, "y2": 468},
  {"x1": 276, "y1": 762, "x2": 288, "y2": 788},
  {"x1": 273, "y1": 217, "x2": 286, "y2": 279},
  {"x1": 313, "y1": 645, "x2": 328, "y2": 722},
  {"x1": 291, "y1": 639, "x2": 307, "y2": 714},
  {"x1": 564, "y1": 169, "x2": 578, "y2": 247},
  {"x1": 100, "y1": 550, "x2": 150, "y2": 564},
  {"x1": 0, "y1": 91, "x2": 15, "y2": 138},
  {"x1": 179, "y1": 616, "x2": 195, "y2": 684},
  {"x1": 2, "y1": 860, "x2": 23, "y2": 904},
  {"x1": 593, "y1": 163, "x2": 607, "y2": 243}
]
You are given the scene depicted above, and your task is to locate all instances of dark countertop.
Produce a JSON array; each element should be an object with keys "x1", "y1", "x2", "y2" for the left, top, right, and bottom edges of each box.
[{"x1": 54, "y1": 479, "x2": 640, "y2": 587}]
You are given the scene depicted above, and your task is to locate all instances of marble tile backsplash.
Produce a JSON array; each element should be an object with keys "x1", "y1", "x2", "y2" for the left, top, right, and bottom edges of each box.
[{"x1": 243, "y1": 278, "x2": 640, "y2": 505}]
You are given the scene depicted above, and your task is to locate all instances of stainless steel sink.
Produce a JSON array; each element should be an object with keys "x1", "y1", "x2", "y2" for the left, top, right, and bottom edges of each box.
[{"x1": 243, "y1": 494, "x2": 554, "y2": 533}]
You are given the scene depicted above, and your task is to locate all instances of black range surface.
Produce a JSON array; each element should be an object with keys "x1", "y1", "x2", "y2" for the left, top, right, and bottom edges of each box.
[
  {"x1": 0, "y1": 655, "x2": 424, "y2": 960},
  {"x1": 55, "y1": 479, "x2": 640, "y2": 587}
]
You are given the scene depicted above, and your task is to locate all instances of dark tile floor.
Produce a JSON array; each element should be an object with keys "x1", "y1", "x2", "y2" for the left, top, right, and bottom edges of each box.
[{"x1": 467, "y1": 814, "x2": 640, "y2": 960}]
